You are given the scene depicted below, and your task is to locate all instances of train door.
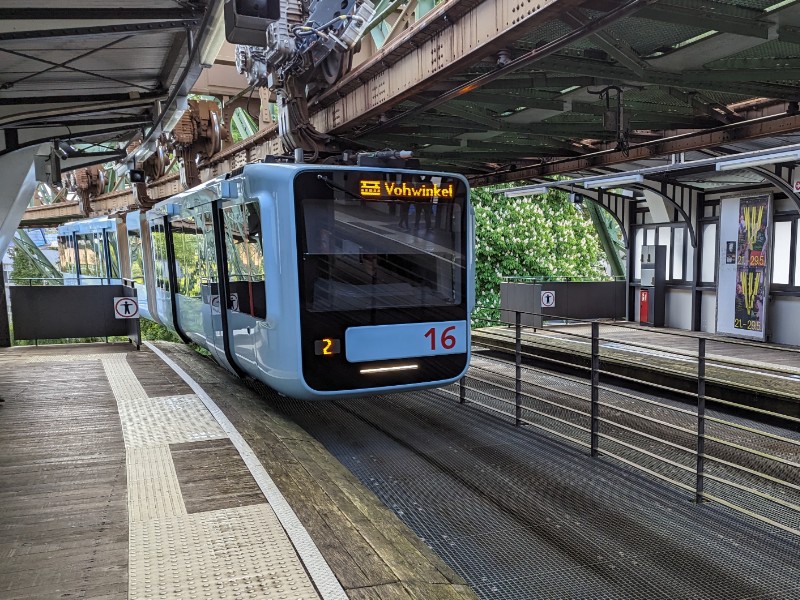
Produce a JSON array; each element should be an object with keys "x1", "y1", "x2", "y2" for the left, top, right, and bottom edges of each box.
[
  {"x1": 197, "y1": 204, "x2": 237, "y2": 372},
  {"x1": 220, "y1": 200, "x2": 266, "y2": 374},
  {"x1": 149, "y1": 219, "x2": 173, "y2": 328}
]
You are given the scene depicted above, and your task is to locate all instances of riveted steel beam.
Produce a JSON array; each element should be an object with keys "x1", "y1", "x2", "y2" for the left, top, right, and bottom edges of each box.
[
  {"x1": 539, "y1": 55, "x2": 799, "y2": 99},
  {"x1": 0, "y1": 20, "x2": 199, "y2": 42},
  {"x1": 561, "y1": 10, "x2": 651, "y2": 77},
  {"x1": 0, "y1": 8, "x2": 202, "y2": 20},
  {"x1": 470, "y1": 113, "x2": 800, "y2": 186},
  {"x1": 310, "y1": 0, "x2": 590, "y2": 134},
  {"x1": 637, "y1": 2, "x2": 770, "y2": 38}
]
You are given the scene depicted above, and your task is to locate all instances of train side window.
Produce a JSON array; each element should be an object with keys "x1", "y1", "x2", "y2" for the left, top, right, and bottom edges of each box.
[
  {"x1": 151, "y1": 222, "x2": 169, "y2": 291},
  {"x1": 128, "y1": 230, "x2": 144, "y2": 283},
  {"x1": 95, "y1": 233, "x2": 108, "y2": 280},
  {"x1": 65, "y1": 236, "x2": 76, "y2": 274},
  {"x1": 106, "y1": 231, "x2": 120, "y2": 279},
  {"x1": 222, "y1": 202, "x2": 265, "y2": 319},
  {"x1": 76, "y1": 233, "x2": 97, "y2": 279},
  {"x1": 57, "y1": 236, "x2": 68, "y2": 272},
  {"x1": 197, "y1": 210, "x2": 218, "y2": 306},
  {"x1": 171, "y1": 217, "x2": 202, "y2": 298}
]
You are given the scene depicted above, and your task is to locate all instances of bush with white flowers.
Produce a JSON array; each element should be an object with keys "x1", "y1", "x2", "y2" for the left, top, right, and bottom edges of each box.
[{"x1": 472, "y1": 184, "x2": 606, "y2": 326}]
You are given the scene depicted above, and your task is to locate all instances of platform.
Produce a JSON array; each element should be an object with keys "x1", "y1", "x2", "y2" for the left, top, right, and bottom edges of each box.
[
  {"x1": 474, "y1": 322, "x2": 800, "y2": 417},
  {"x1": 0, "y1": 342, "x2": 473, "y2": 600}
]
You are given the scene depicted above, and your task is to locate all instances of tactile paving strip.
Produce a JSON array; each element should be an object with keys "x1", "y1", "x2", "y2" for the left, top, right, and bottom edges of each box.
[
  {"x1": 127, "y1": 445, "x2": 187, "y2": 523},
  {"x1": 145, "y1": 342, "x2": 345, "y2": 600},
  {"x1": 102, "y1": 349, "x2": 327, "y2": 600},
  {"x1": 117, "y1": 393, "x2": 227, "y2": 448},
  {"x1": 129, "y1": 504, "x2": 318, "y2": 600},
  {"x1": 10, "y1": 353, "x2": 118, "y2": 363}
]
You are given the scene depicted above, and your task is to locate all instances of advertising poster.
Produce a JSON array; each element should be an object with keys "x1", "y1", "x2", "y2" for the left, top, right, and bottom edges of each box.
[
  {"x1": 716, "y1": 194, "x2": 771, "y2": 340},
  {"x1": 734, "y1": 196, "x2": 769, "y2": 333}
]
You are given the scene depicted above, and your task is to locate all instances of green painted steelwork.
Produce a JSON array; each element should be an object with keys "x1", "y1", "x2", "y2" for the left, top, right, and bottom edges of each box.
[
  {"x1": 585, "y1": 201, "x2": 625, "y2": 278},
  {"x1": 13, "y1": 230, "x2": 62, "y2": 281}
]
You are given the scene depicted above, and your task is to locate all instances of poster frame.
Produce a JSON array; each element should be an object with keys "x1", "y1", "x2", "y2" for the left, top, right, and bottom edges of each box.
[{"x1": 714, "y1": 192, "x2": 772, "y2": 342}]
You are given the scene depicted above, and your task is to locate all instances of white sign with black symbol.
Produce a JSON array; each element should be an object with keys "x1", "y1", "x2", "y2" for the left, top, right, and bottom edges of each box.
[
  {"x1": 229, "y1": 292, "x2": 239, "y2": 312},
  {"x1": 210, "y1": 294, "x2": 220, "y2": 314},
  {"x1": 114, "y1": 297, "x2": 139, "y2": 319},
  {"x1": 541, "y1": 290, "x2": 556, "y2": 308}
]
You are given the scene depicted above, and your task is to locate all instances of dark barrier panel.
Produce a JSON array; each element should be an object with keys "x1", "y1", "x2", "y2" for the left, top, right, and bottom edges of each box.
[
  {"x1": 122, "y1": 281, "x2": 141, "y2": 349},
  {"x1": 0, "y1": 271, "x2": 10, "y2": 347},
  {"x1": 501, "y1": 281, "x2": 626, "y2": 326},
  {"x1": 11, "y1": 284, "x2": 135, "y2": 341}
]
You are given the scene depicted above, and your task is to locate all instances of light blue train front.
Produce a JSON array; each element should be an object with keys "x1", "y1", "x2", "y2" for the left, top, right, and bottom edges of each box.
[{"x1": 134, "y1": 162, "x2": 474, "y2": 399}]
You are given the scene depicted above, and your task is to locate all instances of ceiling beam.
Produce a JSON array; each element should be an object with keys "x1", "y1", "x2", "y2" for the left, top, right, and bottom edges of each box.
[
  {"x1": 469, "y1": 112, "x2": 800, "y2": 186},
  {"x1": 637, "y1": 3, "x2": 770, "y2": 39},
  {"x1": 0, "y1": 20, "x2": 197, "y2": 42},
  {"x1": 539, "y1": 55, "x2": 799, "y2": 99},
  {"x1": 310, "y1": 0, "x2": 593, "y2": 131},
  {"x1": 0, "y1": 8, "x2": 202, "y2": 20},
  {"x1": 562, "y1": 10, "x2": 651, "y2": 77},
  {"x1": 349, "y1": 0, "x2": 652, "y2": 136}
]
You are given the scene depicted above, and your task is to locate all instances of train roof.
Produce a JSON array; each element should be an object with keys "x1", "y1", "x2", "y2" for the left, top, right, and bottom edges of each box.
[
  {"x1": 57, "y1": 215, "x2": 119, "y2": 235},
  {"x1": 144, "y1": 162, "x2": 469, "y2": 219}
]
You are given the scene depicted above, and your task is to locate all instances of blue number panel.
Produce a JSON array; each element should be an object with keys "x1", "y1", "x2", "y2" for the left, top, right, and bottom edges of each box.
[{"x1": 345, "y1": 321, "x2": 468, "y2": 363}]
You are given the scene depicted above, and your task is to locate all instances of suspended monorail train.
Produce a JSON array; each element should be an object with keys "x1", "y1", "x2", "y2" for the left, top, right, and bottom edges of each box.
[{"x1": 58, "y1": 162, "x2": 474, "y2": 399}]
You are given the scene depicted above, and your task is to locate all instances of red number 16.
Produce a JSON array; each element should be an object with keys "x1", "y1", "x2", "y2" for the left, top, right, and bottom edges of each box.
[{"x1": 424, "y1": 325, "x2": 457, "y2": 350}]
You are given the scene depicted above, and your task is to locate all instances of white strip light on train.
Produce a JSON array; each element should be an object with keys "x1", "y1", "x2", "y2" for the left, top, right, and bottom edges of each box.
[{"x1": 360, "y1": 364, "x2": 419, "y2": 374}]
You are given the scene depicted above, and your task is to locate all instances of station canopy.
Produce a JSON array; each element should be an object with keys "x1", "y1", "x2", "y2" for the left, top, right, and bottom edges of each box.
[{"x1": 0, "y1": 0, "x2": 223, "y2": 170}]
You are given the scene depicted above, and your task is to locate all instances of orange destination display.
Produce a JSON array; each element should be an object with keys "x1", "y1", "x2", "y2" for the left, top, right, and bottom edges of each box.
[{"x1": 359, "y1": 179, "x2": 455, "y2": 200}]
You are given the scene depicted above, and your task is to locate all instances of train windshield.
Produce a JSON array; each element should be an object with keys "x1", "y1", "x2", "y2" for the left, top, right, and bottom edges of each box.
[{"x1": 296, "y1": 170, "x2": 466, "y2": 313}]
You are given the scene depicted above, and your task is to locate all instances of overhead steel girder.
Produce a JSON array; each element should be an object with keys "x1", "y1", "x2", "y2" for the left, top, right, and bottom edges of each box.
[
  {"x1": 469, "y1": 113, "x2": 800, "y2": 187},
  {"x1": 310, "y1": 0, "x2": 590, "y2": 134},
  {"x1": 538, "y1": 56, "x2": 800, "y2": 99},
  {"x1": 0, "y1": 20, "x2": 199, "y2": 42},
  {"x1": 560, "y1": 10, "x2": 651, "y2": 77},
  {"x1": 0, "y1": 8, "x2": 203, "y2": 20},
  {"x1": 345, "y1": 0, "x2": 652, "y2": 137},
  {"x1": 637, "y1": 2, "x2": 771, "y2": 39}
]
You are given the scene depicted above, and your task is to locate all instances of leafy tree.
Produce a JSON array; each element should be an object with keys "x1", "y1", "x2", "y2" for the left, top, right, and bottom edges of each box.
[
  {"x1": 472, "y1": 184, "x2": 606, "y2": 325},
  {"x1": 9, "y1": 246, "x2": 41, "y2": 283}
]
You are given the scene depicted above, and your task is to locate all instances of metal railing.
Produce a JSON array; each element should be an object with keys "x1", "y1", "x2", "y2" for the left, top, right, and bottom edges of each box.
[{"x1": 451, "y1": 307, "x2": 800, "y2": 536}]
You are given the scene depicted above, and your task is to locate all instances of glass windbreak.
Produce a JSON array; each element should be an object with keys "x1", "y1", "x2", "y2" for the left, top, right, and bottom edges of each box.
[{"x1": 297, "y1": 172, "x2": 465, "y2": 313}]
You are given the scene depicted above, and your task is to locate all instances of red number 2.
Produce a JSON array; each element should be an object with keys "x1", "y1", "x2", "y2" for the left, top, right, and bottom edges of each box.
[{"x1": 424, "y1": 326, "x2": 458, "y2": 351}]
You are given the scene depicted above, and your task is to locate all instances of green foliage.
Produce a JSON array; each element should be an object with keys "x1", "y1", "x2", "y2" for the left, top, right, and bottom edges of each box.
[
  {"x1": 140, "y1": 318, "x2": 182, "y2": 343},
  {"x1": 472, "y1": 184, "x2": 606, "y2": 325},
  {"x1": 139, "y1": 318, "x2": 210, "y2": 357},
  {"x1": 9, "y1": 246, "x2": 41, "y2": 282}
]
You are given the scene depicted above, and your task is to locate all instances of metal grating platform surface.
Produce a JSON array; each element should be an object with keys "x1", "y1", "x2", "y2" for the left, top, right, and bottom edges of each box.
[{"x1": 267, "y1": 389, "x2": 800, "y2": 600}]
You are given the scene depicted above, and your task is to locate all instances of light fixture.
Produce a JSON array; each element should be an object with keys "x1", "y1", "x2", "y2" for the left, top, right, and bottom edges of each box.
[
  {"x1": 715, "y1": 150, "x2": 800, "y2": 171},
  {"x1": 360, "y1": 364, "x2": 419, "y2": 374},
  {"x1": 583, "y1": 173, "x2": 644, "y2": 189},
  {"x1": 504, "y1": 186, "x2": 549, "y2": 198},
  {"x1": 199, "y1": 0, "x2": 227, "y2": 66}
]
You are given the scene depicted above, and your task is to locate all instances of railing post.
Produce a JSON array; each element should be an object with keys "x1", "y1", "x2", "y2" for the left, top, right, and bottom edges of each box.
[
  {"x1": 459, "y1": 375, "x2": 466, "y2": 404},
  {"x1": 696, "y1": 337, "x2": 706, "y2": 503},
  {"x1": 590, "y1": 321, "x2": 600, "y2": 457},
  {"x1": 515, "y1": 310, "x2": 522, "y2": 426}
]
